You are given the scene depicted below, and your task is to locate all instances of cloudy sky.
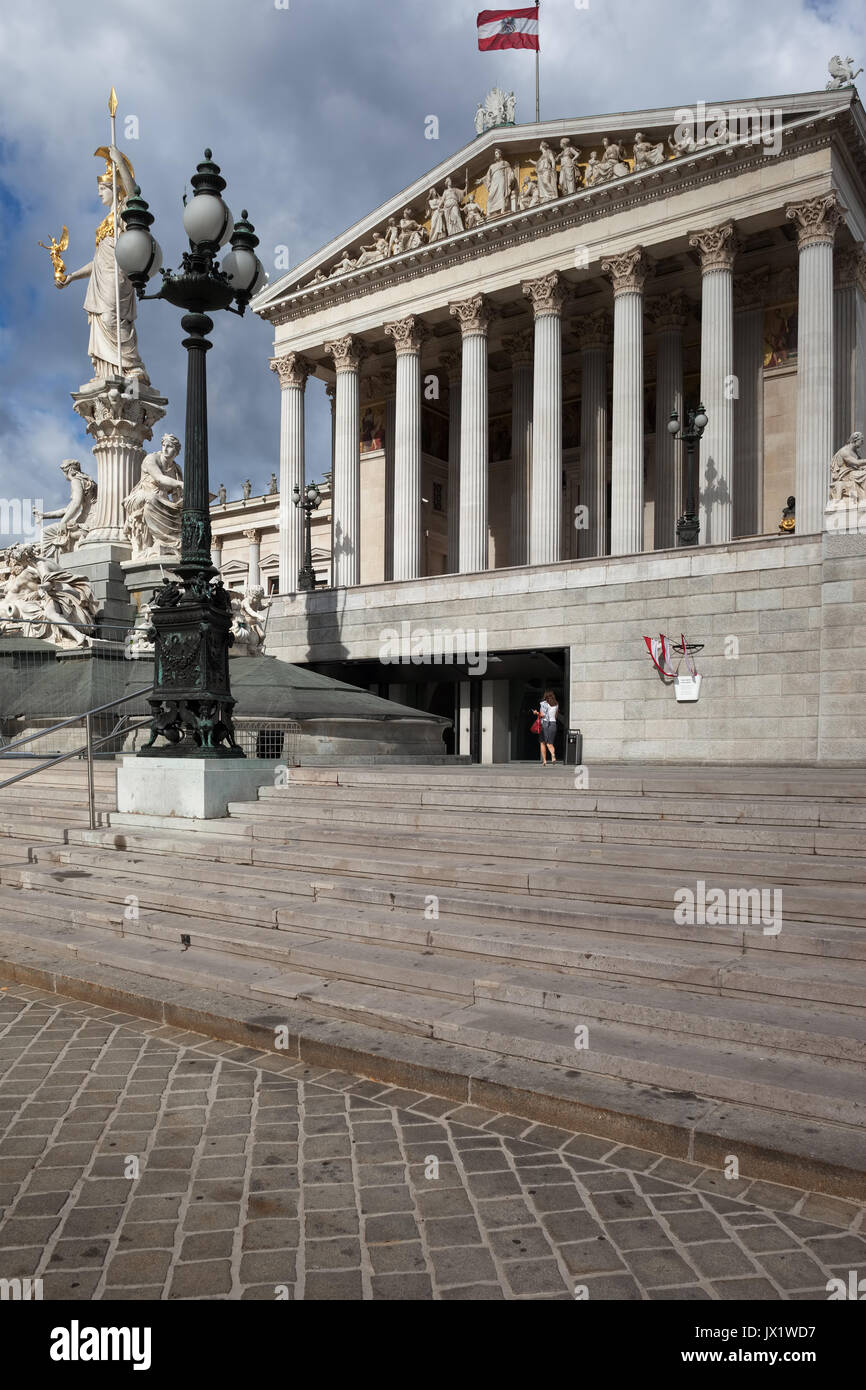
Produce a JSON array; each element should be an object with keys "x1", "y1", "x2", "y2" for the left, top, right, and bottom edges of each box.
[{"x1": 1, "y1": 0, "x2": 863, "y2": 537}]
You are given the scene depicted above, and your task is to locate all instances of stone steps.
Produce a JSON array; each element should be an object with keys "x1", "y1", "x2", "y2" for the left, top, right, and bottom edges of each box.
[{"x1": 0, "y1": 905, "x2": 859, "y2": 1128}]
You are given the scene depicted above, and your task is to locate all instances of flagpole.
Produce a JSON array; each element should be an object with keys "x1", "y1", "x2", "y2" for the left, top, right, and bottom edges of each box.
[
  {"x1": 109, "y1": 87, "x2": 123, "y2": 378},
  {"x1": 535, "y1": 0, "x2": 540, "y2": 121}
]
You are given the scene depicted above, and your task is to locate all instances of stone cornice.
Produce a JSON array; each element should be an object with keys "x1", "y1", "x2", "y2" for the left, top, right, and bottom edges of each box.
[
  {"x1": 785, "y1": 191, "x2": 844, "y2": 249},
  {"x1": 688, "y1": 220, "x2": 739, "y2": 273}
]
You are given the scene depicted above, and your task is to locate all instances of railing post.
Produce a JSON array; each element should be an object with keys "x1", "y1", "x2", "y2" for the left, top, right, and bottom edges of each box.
[{"x1": 85, "y1": 713, "x2": 96, "y2": 831}]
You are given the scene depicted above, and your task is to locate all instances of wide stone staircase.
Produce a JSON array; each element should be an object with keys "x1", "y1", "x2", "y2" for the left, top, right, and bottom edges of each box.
[{"x1": 0, "y1": 758, "x2": 864, "y2": 1195}]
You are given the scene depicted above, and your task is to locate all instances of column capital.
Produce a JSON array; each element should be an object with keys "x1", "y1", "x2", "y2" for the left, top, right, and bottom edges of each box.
[
  {"x1": 324, "y1": 334, "x2": 366, "y2": 372},
  {"x1": 834, "y1": 243, "x2": 866, "y2": 293},
  {"x1": 522, "y1": 272, "x2": 566, "y2": 318},
  {"x1": 439, "y1": 349, "x2": 462, "y2": 384},
  {"x1": 449, "y1": 294, "x2": 496, "y2": 336},
  {"x1": 383, "y1": 315, "x2": 428, "y2": 356},
  {"x1": 645, "y1": 291, "x2": 690, "y2": 332},
  {"x1": 573, "y1": 308, "x2": 612, "y2": 351},
  {"x1": 269, "y1": 352, "x2": 313, "y2": 389},
  {"x1": 688, "y1": 220, "x2": 739, "y2": 273},
  {"x1": 785, "y1": 192, "x2": 844, "y2": 250},
  {"x1": 503, "y1": 329, "x2": 534, "y2": 367},
  {"x1": 733, "y1": 268, "x2": 770, "y2": 312},
  {"x1": 243, "y1": 528, "x2": 260, "y2": 544},
  {"x1": 601, "y1": 246, "x2": 648, "y2": 295}
]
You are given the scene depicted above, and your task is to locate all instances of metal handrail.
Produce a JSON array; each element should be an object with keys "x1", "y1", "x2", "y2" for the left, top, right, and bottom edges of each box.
[
  {"x1": 0, "y1": 687, "x2": 151, "y2": 755},
  {"x1": 0, "y1": 686, "x2": 153, "y2": 830}
]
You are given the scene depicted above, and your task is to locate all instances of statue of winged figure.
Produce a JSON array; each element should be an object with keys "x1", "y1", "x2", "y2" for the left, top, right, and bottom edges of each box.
[
  {"x1": 38, "y1": 226, "x2": 69, "y2": 286},
  {"x1": 826, "y1": 55, "x2": 862, "y2": 90},
  {"x1": 0, "y1": 544, "x2": 98, "y2": 648}
]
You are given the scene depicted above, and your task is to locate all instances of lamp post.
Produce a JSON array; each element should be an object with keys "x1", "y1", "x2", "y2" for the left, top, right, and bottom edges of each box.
[
  {"x1": 667, "y1": 404, "x2": 708, "y2": 547},
  {"x1": 115, "y1": 150, "x2": 266, "y2": 757},
  {"x1": 293, "y1": 482, "x2": 322, "y2": 592}
]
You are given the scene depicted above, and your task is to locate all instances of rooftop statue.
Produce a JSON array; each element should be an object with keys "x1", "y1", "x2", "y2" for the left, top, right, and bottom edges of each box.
[{"x1": 826, "y1": 55, "x2": 862, "y2": 90}]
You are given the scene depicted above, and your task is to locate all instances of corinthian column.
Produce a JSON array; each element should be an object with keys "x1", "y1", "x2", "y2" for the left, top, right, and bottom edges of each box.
[
  {"x1": 384, "y1": 316, "x2": 427, "y2": 581},
  {"x1": 602, "y1": 247, "x2": 647, "y2": 556},
  {"x1": 382, "y1": 367, "x2": 396, "y2": 582},
  {"x1": 324, "y1": 335, "x2": 365, "y2": 586},
  {"x1": 647, "y1": 293, "x2": 688, "y2": 550},
  {"x1": 523, "y1": 274, "x2": 565, "y2": 564},
  {"x1": 449, "y1": 294, "x2": 494, "y2": 573},
  {"x1": 689, "y1": 221, "x2": 738, "y2": 544},
  {"x1": 574, "y1": 310, "x2": 610, "y2": 558},
  {"x1": 441, "y1": 351, "x2": 462, "y2": 572},
  {"x1": 833, "y1": 245, "x2": 866, "y2": 449},
  {"x1": 785, "y1": 193, "x2": 843, "y2": 533},
  {"x1": 732, "y1": 270, "x2": 768, "y2": 539},
  {"x1": 503, "y1": 330, "x2": 533, "y2": 567},
  {"x1": 270, "y1": 352, "x2": 311, "y2": 593}
]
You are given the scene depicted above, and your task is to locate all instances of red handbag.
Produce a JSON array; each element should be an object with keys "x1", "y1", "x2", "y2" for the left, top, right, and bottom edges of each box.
[{"x1": 530, "y1": 715, "x2": 541, "y2": 734}]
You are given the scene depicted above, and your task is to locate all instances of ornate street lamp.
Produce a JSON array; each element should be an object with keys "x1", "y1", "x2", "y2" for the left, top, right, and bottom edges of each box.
[
  {"x1": 293, "y1": 482, "x2": 322, "y2": 592},
  {"x1": 115, "y1": 151, "x2": 266, "y2": 757},
  {"x1": 667, "y1": 404, "x2": 708, "y2": 547}
]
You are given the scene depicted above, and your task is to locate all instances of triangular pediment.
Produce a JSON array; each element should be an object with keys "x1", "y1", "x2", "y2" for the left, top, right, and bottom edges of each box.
[{"x1": 254, "y1": 86, "x2": 862, "y2": 320}]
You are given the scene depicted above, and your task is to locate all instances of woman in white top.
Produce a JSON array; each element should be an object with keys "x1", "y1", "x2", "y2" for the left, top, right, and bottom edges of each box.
[{"x1": 533, "y1": 689, "x2": 559, "y2": 765}]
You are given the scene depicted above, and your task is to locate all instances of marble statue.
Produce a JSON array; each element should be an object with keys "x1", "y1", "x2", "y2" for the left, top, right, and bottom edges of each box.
[
  {"x1": 485, "y1": 88, "x2": 507, "y2": 129},
  {"x1": 242, "y1": 479, "x2": 252, "y2": 500},
  {"x1": 354, "y1": 232, "x2": 390, "y2": 266},
  {"x1": 384, "y1": 218, "x2": 400, "y2": 256},
  {"x1": 583, "y1": 151, "x2": 602, "y2": 187},
  {"x1": 441, "y1": 178, "x2": 465, "y2": 236},
  {"x1": 268, "y1": 472, "x2": 278, "y2": 496},
  {"x1": 829, "y1": 432, "x2": 866, "y2": 503},
  {"x1": 826, "y1": 55, "x2": 862, "y2": 90},
  {"x1": 125, "y1": 602, "x2": 154, "y2": 658},
  {"x1": 57, "y1": 145, "x2": 148, "y2": 383},
  {"x1": 427, "y1": 188, "x2": 447, "y2": 243},
  {"x1": 478, "y1": 148, "x2": 515, "y2": 218},
  {"x1": 122, "y1": 433, "x2": 183, "y2": 559},
  {"x1": 668, "y1": 126, "x2": 725, "y2": 158},
  {"x1": 0, "y1": 543, "x2": 97, "y2": 648},
  {"x1": 519, "y1": 175, "x2": 540, "y2": 210},
  {"x1": 505, "y1": 91, "x2": 516, "y2": 125},
  {"x1": 632, "y1": 131, "x2": 665, "y2": 171},
  {"x1": 331, "y1": 250, "x2": 356, "y2": 276},
  {"x1": 462, "y1": 196, "x2": 486, "y2": 228},
  {"x1": 33, "y1": 460, "x2": 97, "y2": 559},
  {"x1": 599, "y1": 137, "x2": 630, "y2": 179},
  {"x1": 558, "y1": 138, "x2": 582, "y2": 196},
  {"x1": 230, "y1": 586, "x2": 270, "y2": 655},
  {"x1": 528, "y1": 142, "x2": 558, "y2": 202},
  {"x1": 474, "y1": 103, "x2": 485, "y2": 137},
  {"x1": 396, "y1": 208, "x2": 425, "y2": 253},
  {"x1": 218, "y1": 483, "x2": 227, "y2": 505}
]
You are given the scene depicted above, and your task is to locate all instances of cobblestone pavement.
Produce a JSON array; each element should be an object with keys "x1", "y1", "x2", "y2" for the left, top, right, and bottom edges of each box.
[{"x1": 0, "y1": 982, "x2": 863, "y2": 1301}]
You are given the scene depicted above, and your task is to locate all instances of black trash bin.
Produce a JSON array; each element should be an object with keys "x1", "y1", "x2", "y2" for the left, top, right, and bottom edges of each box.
[{"x1": 565, "y1": 729, "x2": 583, "y2": 765}]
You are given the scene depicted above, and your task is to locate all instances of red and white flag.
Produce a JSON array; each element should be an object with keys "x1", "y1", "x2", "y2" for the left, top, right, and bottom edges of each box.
[{"x1": 477, "y1": 7, "x2": 539, "y2": 51}]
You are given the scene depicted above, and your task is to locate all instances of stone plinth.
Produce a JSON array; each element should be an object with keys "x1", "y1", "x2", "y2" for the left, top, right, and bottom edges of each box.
[
  {"x1": 121, "y1": 556, "x2": 181, "y2": 611},
  {"x1": 73, "y1": 378, "x2": 168, "y2": 548},
  {"x1": 58, "y1": 543, "x2": 136, "y2": 632},
  {"x1": 115, "y1": 756, "x2": 277, "y2": 820}
]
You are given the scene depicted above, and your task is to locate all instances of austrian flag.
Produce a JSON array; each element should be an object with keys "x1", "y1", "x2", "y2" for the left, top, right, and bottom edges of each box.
[{"x1": 477, "y1": 7, "x2": 540, "y2": 52}]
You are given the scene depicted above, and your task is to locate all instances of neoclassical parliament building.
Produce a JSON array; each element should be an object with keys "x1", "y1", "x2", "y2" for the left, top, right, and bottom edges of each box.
[{"x1": 244, "y1": 84, "x2": 866, "y2": 766}]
